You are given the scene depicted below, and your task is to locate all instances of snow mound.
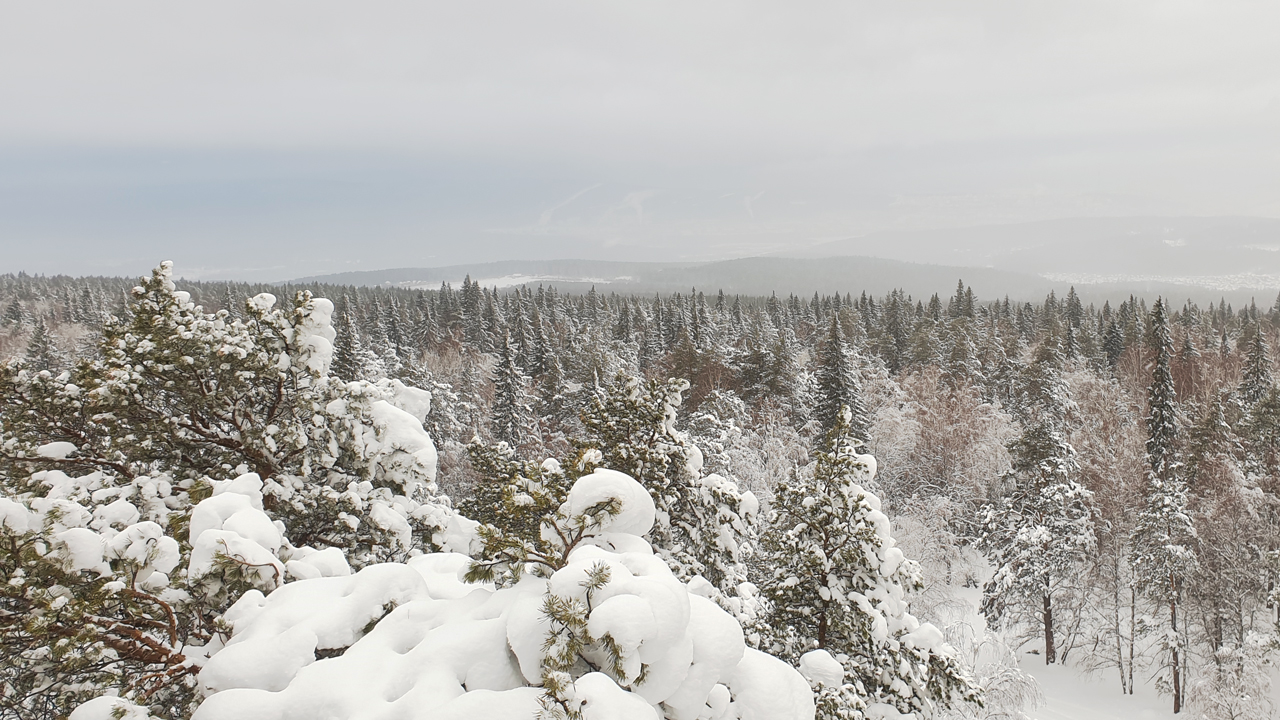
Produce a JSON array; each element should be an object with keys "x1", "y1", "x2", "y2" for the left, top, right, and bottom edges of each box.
[{"x1": 799, "y1": 649, "x2": 846, "y2": 687}]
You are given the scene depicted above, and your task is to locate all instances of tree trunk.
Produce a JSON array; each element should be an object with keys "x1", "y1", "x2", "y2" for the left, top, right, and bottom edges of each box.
[
  {"x1": 1043, "y1": 590, "x2": 1056, "y2": 665},
  {"x1": 1128, "y1": 586, "x2": 1136, "y2": 695},
  {"x1": 1171, "y1": 597, "x2": 1181, "y2": 714},
  {"x1": 818, "y1": 600, "x2": 828, "y2": 649},
  {"x1": 1113, "y1": 558, "x2": 1127, "y2": 694}
]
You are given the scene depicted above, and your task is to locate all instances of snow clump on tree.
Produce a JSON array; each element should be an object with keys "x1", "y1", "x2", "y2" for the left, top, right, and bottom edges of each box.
[{"x1": 192, "y1": 468, "x2": 814, "y2": 720}]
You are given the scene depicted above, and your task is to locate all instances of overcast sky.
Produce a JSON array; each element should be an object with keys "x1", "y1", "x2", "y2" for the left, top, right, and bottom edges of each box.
[{"x1": 1, "y1": 1, "x2": 1278, "y2": 280}]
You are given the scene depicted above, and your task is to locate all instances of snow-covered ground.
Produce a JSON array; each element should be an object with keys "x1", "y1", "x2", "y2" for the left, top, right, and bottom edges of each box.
[
  {"x1": 1021, "y1": 658, "x2": 1175, "y2": 720},
  {"x1": 1022, "y1": 654, "x2": 1280, "y2": 720}
]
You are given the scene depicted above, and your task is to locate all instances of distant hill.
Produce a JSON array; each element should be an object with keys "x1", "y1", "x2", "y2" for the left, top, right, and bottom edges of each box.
[
  {"x1": 290, "y1": 217, "x2": 1280, "y2": 305},
  {"x1": 788, "y1": 216, "x2": 1280, "y2": 279},
  {"x1": 294, "y1": 256, "x2": 1049, "y2": 302}
]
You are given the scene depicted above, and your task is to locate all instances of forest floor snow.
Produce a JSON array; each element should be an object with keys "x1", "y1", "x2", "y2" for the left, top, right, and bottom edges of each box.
[{"x1": 1020, "y1": 657, "x2": 1176, "y2": 720}]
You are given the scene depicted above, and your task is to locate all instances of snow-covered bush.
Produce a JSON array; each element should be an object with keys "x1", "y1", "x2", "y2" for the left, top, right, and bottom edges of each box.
[
  {"x1": 191, "y1": 469, "x2": 814, "y2": 720},
  {"x1": 0, "y1": 468, "x2": 334, "y2": 719},
  {"x1": 1187, "y1": 631, "x2": 1279, "y2": 720}
]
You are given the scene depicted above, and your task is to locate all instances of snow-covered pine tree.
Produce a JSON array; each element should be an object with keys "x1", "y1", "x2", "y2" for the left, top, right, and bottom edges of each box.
[
  {"x1": 980, "y1": 335, "x2": 1093, "y2": 665},
  {"x1": 578, "y1": 373, "x2": 755, "y2": 595},
  {"x1": 1, "y1": 262, "x2": 455, "y2": 568},
  {"x1": 814, "y1": 315, "x2": 869, "y2": 443},
  {"x1": 1130, "y1": 298, "x2": 1198, "y2": 714},
  {"x1": 756, "y1": 407, "x2": 982, "y2": 718}
]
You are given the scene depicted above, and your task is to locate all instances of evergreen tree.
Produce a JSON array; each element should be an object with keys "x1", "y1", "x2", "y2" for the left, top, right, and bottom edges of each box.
[
  {"x1": 1237, "y1": 324, "x2": 1272, "y2": 406},
  {"x1": 1241, "y1": 385, "x2": 1280, "y2": 474},
  {"x1": 1130, "y1": 298, "x2": 1197, "y2": 714},
  {"x1": 979, "y1": 421, "x2": 1092, "y2": 665},
  {"x1": 814, "y1": 316, "x2": 869, "y2": 443},
  {"x1": 757, "y1": 407, "x2": 982, "y2": 716},
  {"x1": 220, "y1": 285, "x2": 240, "y2": 320},
  {"x1": 3, "y1": 299, "x2": 25, "y2": 328},
  {"x1": 330, "y1": 304, "x2": 367, "y2": 381},
  {"x1": 579, "y1": 374, "x2": 754, "y2": 594},
  {"x1": 23, "y1": 318, "x2": 62, "y2": 372},
  {"x1": 941, "y1": 322, "x2": 981, "y2": 392},
  {"x1": 491, "y1": 332, "x2": 532, "y2": 448},
  {"x1": 981, "y1": 335, "x2": 1092, "y2": 665}
]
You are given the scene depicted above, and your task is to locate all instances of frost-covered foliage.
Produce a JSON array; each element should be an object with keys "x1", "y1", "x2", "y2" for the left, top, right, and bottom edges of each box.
[
  {"x1": 980, "y1": 337, "x2": 1093, "y2": 666},
  {"x1": 755, "y1": 407, "x2": 982, "y2": 719},
  {"x1": 0, "y1": 263, "x2": 463, "y2": 719},
  {"x1": 191, "y1": 470, "x2": 815, "y2": 720},
  {"x1": 1187, "y1": 632, "x2": 1279, "y2": 720},
  {"x1": 0, "y1": 262, "x2": 457, "y2": 567},
  {"x1": 0, "y1": 468, "x2": 348, "y2": 719},
  {"x1": 934, "y1": 624, "x2": 1042, "y2": 720},
  {"x1": 1131, "y1": 299, "x2": 1198, "y2": 712}
]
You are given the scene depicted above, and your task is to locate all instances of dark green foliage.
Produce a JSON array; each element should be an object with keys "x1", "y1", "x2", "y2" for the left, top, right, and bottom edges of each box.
[
  {"x1": 814, "y1": 316, "x2": 869, "y2": 443},
  {"x1": 757, "y1": 408, "x2": 982, "y2": 716},
  {"x1": 23, "y1": 319, "x2": 62, "y2": 373}
]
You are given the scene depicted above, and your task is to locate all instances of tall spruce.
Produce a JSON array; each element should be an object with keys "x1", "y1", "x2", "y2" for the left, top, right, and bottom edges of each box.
[
  {"x1": 1130, "y1": 298, "x2": 1197, "y2": 714},
  {"x1": 490, "y1": 331, "x2": 532, "y2": 447},
  {"x1": 23, "y1": 319, "x2": 62, "y2": 372},
  {"x1": 814, "y1": 315, "x2": 869, "y2": 443},
  {"x1": 1238, "y1": 324, "x2": 1272, "y2": 407},
  {"x1": 980, "y1": 337, "x2": 1093, "y2": 665}
]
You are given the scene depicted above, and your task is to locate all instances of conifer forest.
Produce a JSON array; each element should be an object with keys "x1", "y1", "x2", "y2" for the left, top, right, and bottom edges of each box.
[{"x1": 2, "y1": 263, "x2": 1279, "y2": 720}]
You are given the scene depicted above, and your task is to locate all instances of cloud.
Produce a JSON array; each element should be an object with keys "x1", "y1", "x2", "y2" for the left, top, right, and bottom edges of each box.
[{"x1": 539, "y1": 184, "x2": 601, "y2": 226}]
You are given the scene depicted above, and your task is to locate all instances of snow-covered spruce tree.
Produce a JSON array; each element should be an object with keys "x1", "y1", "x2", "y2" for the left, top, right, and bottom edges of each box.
[
  {"x1": 491, "y1": 331, "x2": 534, "y2": 448},
  {"x1": 1237, "y1": 324, "x2": 1273, "y2": 408},
  {"x1": 1130, "y1": 298, "x2": 1197, "y2": 714},
  {"x1": 814, "y1": 316, "x2": 870, "y2": 443},
  {"x1": 1241, "y1": 384, "x2": 1280, "y2": 474},
  {"x1": 978, "y1": 423, "x2": 1092, "y2": 666},
  {"x1": 979, "y1": 337, "x2": 1093, "y2": 666},
  {"x1": 756, "y1": 407, "x2": 982, "y2": 719},
  {"x1": 24, "y1": 318, "x2": 63, "y2": 373},
  {"x1": 329, "y1": 301, "x2": 369, "y2": 382},
  {"x1": 577, "y1": 373, "x2": 757, "y2": 597}
]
